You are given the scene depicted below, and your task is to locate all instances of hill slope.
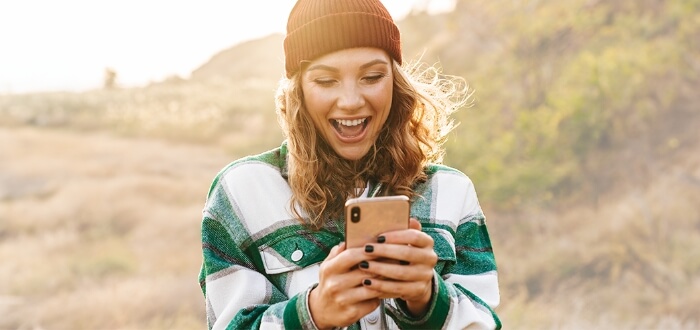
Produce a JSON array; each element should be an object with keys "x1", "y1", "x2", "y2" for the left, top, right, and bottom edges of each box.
[{"x1": 190, "y1": 33, "x2": 284, "y2": 84}]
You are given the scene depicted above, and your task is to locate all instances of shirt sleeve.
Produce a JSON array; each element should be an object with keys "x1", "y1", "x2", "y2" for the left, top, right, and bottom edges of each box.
[
  {"x1": 388, "y1": 171, "x2": 502, "y2": 330},
  {"x1": 198, "y1": 188, "x2": 319, "y2": 330}
]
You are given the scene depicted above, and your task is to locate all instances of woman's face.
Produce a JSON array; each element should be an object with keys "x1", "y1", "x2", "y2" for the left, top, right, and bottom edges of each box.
[{"x1": 301, "y1": 47, "x2": 393, "y2": 161}]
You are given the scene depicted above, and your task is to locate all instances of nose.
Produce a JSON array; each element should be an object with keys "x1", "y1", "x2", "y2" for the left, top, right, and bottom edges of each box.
[{"x1": 336, "y1": 82, "x2": 365, "y2": 111}]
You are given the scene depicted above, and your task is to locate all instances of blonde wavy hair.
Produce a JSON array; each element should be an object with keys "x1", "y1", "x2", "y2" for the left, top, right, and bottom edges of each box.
[{"x1": 275, "y1": 60, "x2": 471, "y2": 229}]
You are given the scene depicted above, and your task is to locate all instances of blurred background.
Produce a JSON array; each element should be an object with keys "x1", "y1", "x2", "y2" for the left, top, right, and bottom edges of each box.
[{"x1": 1, "y1": 0, "x2": 699, "y2": 329}]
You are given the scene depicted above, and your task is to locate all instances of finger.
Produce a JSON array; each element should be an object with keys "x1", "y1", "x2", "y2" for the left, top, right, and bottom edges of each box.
[
  {"x1": 321, "y1": 241, "x2": 381, "y2": 274},
  {"x1": 374, "y1": 229, "x2": 434, "y2": 249},
  {"x1": 319, "y1": 269, "x2": 385, "y2": 303},
  {"x1": 320, "y1": 247, "x2": 382, "y2": 280},
  {"x1": 362, "y1": 277, "x2": 433, "y2": 302},
  {"x1": 377, "y1": 218, "x2": 421, "y2": 242},
  {"x1": 325, "y1": 242, "x2": 345, "y2": 261},
  {"x1": 409, "y1": 218, "x2": 422, "y2": 231},
  {"x1": 333, "y1": 280, "x2": 385, "y2": 302},
  {"x1": 363, "y1": 243, "x2": 437, "y2": 269},
  {"x1": 357, "y1": 258, "x2": 435, "y2": 282},
  {"x1": 317, "y1": 267, "x2": 378, "y2": 299}
]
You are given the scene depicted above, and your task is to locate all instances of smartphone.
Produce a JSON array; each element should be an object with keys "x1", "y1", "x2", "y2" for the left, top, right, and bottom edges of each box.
[{"x1": 344, "y1": 195, "x2": 410, "y2": 248}]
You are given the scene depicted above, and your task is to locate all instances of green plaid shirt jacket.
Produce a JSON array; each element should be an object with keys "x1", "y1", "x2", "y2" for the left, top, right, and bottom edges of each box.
[{"x1": 199, "y1": 142, "x2": 501, "y2": 329}]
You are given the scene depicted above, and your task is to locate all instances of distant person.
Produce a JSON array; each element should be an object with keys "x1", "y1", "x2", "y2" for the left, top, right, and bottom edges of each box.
[
  {"x1": 103, "y1": 67, "x2": 117, "y2": 89},
  {"x1": 198, "y1": 0, "x2": 500, "y2": 329}
]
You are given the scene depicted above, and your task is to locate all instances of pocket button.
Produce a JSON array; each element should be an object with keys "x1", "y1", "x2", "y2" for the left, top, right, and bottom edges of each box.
[
  {"x1": 367, "y1": 309, "x2": 379, "y2": 324},
  {"x1": 291, "y1": 249, "x2": 304, "y2": 262}
]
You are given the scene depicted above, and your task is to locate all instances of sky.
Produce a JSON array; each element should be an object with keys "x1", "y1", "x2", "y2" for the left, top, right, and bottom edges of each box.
[{"x1": 0, "y1": 0, "x2": 455, "y2": 94}]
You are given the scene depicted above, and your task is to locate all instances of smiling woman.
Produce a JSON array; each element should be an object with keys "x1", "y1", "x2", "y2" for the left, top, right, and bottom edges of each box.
[
  {"x1": 197, "y1": 0, "x2": 500, "y2": 329},
  {"x1": 301, "y1": 48, "x2": 394, "y2": 161}
]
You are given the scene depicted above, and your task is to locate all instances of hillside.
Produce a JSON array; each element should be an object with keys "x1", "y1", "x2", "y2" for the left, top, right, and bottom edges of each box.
[
  {"x1": 190, "y1": 33, "x2": 285, "y2": 84},
  {"x1": 1, "y1": 0, "x2": 699, "y2": 328}
]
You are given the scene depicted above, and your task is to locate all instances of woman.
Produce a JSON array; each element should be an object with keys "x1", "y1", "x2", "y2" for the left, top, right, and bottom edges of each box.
[{"x1": 199, "y1": 0, "x2": 501, "y2": 329}]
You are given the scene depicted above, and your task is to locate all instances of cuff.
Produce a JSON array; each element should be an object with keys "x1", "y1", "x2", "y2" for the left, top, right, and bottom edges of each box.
[
  {"x1": 389, "y1": 271, "x2": 451, "y2": 329},
  {"x1": 283, "y1": 283, "x2": 320, "y2": 330}
]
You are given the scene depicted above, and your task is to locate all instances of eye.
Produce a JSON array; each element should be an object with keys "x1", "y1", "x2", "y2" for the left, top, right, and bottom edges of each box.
[
  {"x1": 313, "y1": 79, "x2": 336, "y2": 87},
  {"x1": 363, "y1": 74, "x2": 386, "y2": 83}
]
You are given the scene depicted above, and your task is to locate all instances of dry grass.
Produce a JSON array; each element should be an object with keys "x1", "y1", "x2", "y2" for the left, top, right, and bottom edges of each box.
[
  {"x1": 491, "y1": 142, "x2": 700, "y2": 329},
  {"x1": 0, "y1": 79, "x2": 284, "y2": 156},
  {"x1": 0, "y1": 127, "x2": 234, "y2": 329}
]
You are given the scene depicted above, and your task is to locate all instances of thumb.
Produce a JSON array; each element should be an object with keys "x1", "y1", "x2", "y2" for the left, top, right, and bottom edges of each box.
[
  {"x1": 409, "y1": 217, "x2": 422, "y2": 231},
  {"x1": 324, "y1": 242, "x2": 345, "y2": 261}
]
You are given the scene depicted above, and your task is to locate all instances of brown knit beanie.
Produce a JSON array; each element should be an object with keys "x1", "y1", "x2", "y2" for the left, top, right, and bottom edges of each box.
[{"x1": 284, "y1": 0, "x2": 402, "y2": 78}]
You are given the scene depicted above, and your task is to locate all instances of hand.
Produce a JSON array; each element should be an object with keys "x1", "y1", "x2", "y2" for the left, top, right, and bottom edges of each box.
[
  {"x1": 308, "y1": 242, "x2": 383, "y2": 329},
  {"x1": 358, "y1": 218, "x2": 437, "y2": 316}
]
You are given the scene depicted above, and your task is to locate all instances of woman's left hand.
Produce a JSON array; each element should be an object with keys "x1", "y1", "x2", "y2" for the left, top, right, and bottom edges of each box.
[{"x1": 359, "y1": 218, "x2": 437, "y2": 316}]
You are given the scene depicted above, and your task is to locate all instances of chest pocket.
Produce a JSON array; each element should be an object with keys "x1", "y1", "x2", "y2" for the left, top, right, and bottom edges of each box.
[
  {"x1": 258, "y1": 229, "x2": 341, "y2": 275},
  {"x1": 424, "y1": 227, "x2": 457, "y2": 272}
]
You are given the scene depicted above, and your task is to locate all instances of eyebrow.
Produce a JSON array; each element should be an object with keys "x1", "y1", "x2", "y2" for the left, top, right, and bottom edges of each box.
[{"x1": 305, "y1": 59, "x2": 390, "y2": 73}]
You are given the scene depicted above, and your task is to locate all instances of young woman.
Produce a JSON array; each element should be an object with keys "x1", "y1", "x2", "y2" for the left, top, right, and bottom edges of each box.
[{"x1": 199, "y1": 0, "x2": 501, "y2": 329}]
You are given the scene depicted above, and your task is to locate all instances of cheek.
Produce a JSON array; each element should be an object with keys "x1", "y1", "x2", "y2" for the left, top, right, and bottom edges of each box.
[
  {"x1": 302, "y1": 88, "x2": 331, "y2": 117},
  {"x1": 371, "y1": 84, "x2": 393, "y2": 118},
  {"x1": 379, "y1": 80, "x2": 394, "y2": 105},
  {"x1": 302, "y1": 91, "x2": 334, "y2": 135}
]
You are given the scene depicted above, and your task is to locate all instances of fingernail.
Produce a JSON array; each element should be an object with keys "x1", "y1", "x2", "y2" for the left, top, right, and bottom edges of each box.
[
  {"x1": 359, "y1": 261, "x2": 369, "y2": 269},
  {"x1": 400, "y1": 260, "x2": 410, "y2": 265},
  {"x1": 363, "y1": 279, "x2": 372, "y2": 286},
  {"x1": 377, "y1": 236, "x2": 385, "y2": 243},
  {"x1": 365, "y1": 245, "x2": 374, "y2": 253}
]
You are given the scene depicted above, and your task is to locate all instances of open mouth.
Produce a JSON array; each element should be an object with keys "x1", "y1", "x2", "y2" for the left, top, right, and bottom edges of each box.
[{"x1": 331, "y1": 117, "x2": 370, "y2": 139}]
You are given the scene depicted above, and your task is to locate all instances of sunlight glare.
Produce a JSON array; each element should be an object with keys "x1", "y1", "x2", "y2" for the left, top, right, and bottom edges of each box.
[{"x1": 0, "y1": 0, "x2": 455, "y2": 93}]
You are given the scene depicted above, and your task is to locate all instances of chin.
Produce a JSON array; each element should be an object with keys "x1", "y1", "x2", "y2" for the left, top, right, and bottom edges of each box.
[{"x1": 334, "y1": 145, "x2": 371, "y2": 161}]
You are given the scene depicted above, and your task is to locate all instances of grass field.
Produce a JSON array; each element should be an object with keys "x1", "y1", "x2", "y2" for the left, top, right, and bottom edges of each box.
[
  {"x1": 2, "y1": 124, "x2": 699, "y2": 329},
  {"x1": 0, "y1": 127, "x2": 231, "y2": 329}
]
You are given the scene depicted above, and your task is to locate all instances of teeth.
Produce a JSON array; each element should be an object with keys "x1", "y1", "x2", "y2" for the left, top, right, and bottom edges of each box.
[{"x1": 335, "y1": 118, "x2": 367, "y2": 127}]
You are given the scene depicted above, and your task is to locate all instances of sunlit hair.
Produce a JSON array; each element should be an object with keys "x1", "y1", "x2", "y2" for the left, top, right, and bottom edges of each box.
[{"x1": 275, "y1": 59, "x2": 471, "y2": 229}]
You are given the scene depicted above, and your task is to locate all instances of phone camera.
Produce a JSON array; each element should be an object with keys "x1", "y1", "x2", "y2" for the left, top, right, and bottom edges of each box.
[{"x1": 350, "y1": 206, "x2": 361, "y2": 223}]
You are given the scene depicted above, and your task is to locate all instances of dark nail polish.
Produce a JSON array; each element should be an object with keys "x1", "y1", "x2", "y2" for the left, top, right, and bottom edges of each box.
[
  {"x1": 365, "y1": 245, "x2": 374, "y2": 253},
  {"x1": 400, "y1": 260, "x2": 410, "y2": 265},
  {"x1": 359, "y1": 261, "x2": 369, "y2": 269},
  {"x1": 377, "y1": 236, "x2": 386, "y2": 243},
  {"x1": 363, "y1": 279, "x2": 372, "y2": 286}
]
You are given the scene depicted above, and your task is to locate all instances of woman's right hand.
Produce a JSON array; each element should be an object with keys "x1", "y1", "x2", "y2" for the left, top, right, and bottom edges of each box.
[{"x1": 308, "y1": 242, "x2": 382, "y2": 329}]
